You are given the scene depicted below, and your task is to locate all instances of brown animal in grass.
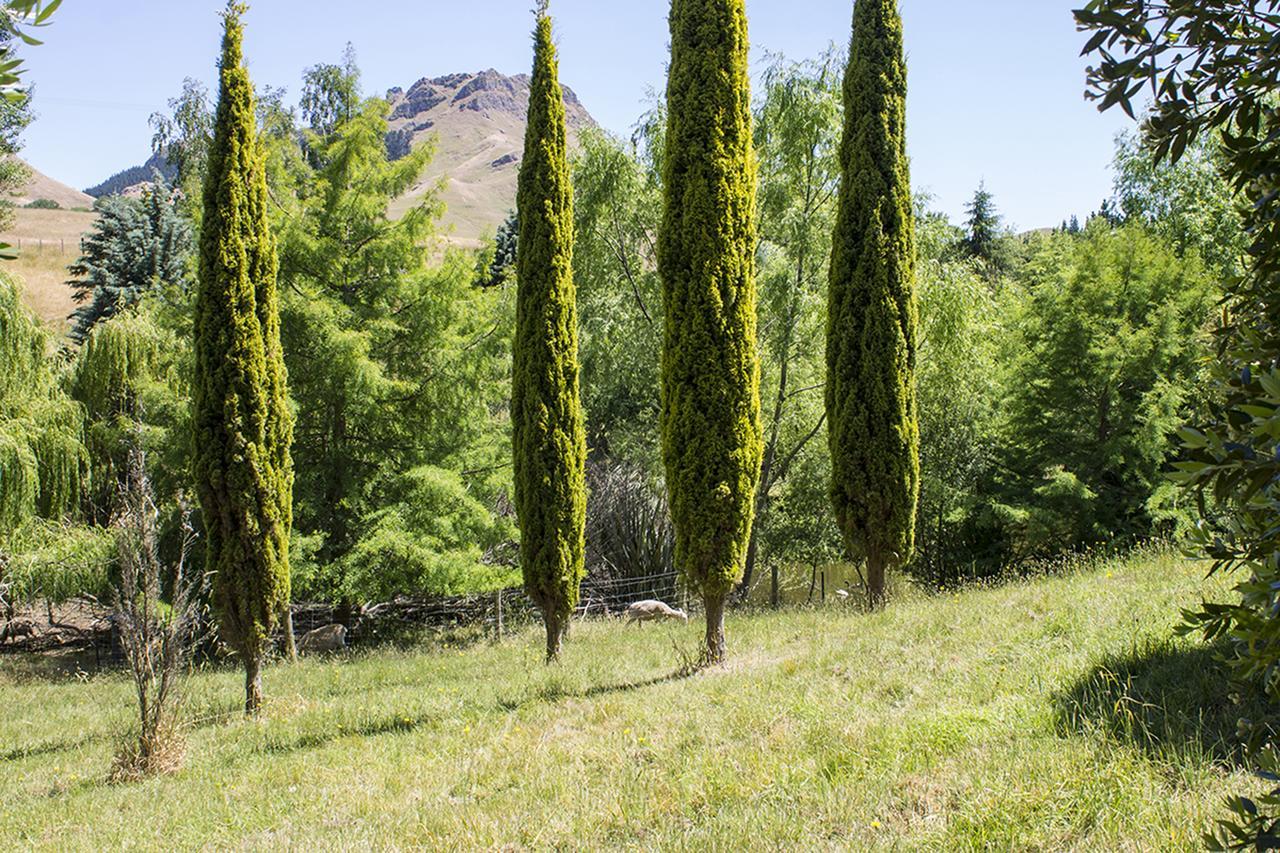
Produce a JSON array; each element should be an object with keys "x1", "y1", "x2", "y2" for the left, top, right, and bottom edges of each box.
[
  {"x1": 298, "y1": 623, "x2": 347, "y2": 654},
  {"x1": 624, "y1": 600, "x2": 688, "y2": 625}
]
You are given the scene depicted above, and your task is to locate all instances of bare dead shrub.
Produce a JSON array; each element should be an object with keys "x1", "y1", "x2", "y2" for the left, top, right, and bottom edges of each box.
[{"x1": 109, "y1": 445, "x2": 207, "y2": 783}]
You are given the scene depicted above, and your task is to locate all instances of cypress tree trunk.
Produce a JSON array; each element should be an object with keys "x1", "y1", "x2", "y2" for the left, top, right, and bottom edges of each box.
[
  {"x1": 193, "y1": 3, "x2": 293, "y2": 713},
  {"x1": 244, "y1": 652, "x2": 263, "y2": 716},
  {"x1": 512, "y1": 5, "x2": 587, "y2": 665},
  {"x1": 826, "y1": 0, "x2": 918, "y2": 610},
  {"x1": 659, "y1": 0, "x2": 762, "y2": 666},
  {"x1": 866, "y1": 551, "x2": 886, "y2": 609},
  {"x1": 544, "y1": 613, "x2": 564, "y2": 664},
  {"x1": 703, "y1": 594, "x2": 727, "y2": 664},
  {"x1": 282, "y1": 607, "x2": 297, "y2": 663}
]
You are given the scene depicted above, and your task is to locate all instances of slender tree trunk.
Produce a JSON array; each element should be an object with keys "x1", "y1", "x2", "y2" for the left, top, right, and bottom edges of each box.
[
  {"x1": 703, "y1": 593, "x2": 727, "y2": 665},
  {"x1": 770, "y1": 561, "x2": 780, "y2": 608},
  {"x1": 866, "y1": 552, "x2": 887, "y2": 610},
  {"x1": 282, "y1": 606, "x2": 297, "y2": 663},
  {"x1": 544, "y1": 612, "x2": 563, "y2": 664},
  {"x1": 244, "y1": 651, "x2": 263, "y2": 716}
]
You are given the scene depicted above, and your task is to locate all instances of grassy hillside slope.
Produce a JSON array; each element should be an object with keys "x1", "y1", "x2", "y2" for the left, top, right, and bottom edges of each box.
[
  {"x1": 0, "y1": 550, "x2": 1259, "y2": 850},
  {"x1": 6, "y1": 156, "x2": 95, "y2": 210}
]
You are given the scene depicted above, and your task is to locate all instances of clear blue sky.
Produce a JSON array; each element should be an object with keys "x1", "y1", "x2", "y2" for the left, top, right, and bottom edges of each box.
[{"x1": 18, "y1": 0, "x2": 1132, "y2": 229}]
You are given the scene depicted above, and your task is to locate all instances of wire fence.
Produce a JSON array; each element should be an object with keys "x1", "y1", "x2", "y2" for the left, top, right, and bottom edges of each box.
[
  {"x1": 291, "y1": 569, "x2": 686, "y2": 647},
  {"x1": 0, "y1": 569, "x2": 694, "y2": 668},
  {"x1": 10, "y1": 237, "x2": 73, "y2": 254}
]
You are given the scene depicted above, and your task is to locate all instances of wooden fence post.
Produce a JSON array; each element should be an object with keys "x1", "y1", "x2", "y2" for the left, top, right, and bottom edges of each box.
[{"x1": 495, "y1": 588, "x2": 503, "y2": 642}]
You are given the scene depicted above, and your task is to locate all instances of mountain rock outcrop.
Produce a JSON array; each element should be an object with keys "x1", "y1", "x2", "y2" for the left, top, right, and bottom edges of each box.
[{"x1": 384, "y1": 69, "x2": 596, "y2": 244}]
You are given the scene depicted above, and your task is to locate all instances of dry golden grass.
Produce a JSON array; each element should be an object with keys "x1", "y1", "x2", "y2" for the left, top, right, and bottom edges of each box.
[
  {"x1": 1, "y1": 207, "x2": 96, "y2": 333},
  {"x1": 3, "y1": 206, "x2": 97, "y2": 245}
]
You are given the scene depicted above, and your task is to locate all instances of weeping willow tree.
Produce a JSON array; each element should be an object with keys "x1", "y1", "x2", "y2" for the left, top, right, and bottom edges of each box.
[
  {"x1": 192, "y1": 3, "x2": 294, "y2": 714},
  {"x1": 70, "y1": 310, "x2": 170, "y2": 523},
  {"x1": 0, "y1": 274, "x2": 85, "y2": 535}
]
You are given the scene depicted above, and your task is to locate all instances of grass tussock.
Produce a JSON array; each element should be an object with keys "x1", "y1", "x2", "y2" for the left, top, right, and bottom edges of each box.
[
  {"x1": 108, "y1": 724, "x2": 185, "y2": 784},
  {"x1": 0, "y1": 548, "x2": 1266, "y2": 850}
]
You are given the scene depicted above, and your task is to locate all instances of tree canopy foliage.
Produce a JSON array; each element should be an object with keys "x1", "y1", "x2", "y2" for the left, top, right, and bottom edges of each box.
[{"x1": 1076, "y1": 0, "x2": 1280, "y2": 843}]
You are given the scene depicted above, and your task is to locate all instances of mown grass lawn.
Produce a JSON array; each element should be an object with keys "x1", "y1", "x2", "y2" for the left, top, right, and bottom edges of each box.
[{"x1": 0, "y1": 550, "x2": 1261, "y2": 850}]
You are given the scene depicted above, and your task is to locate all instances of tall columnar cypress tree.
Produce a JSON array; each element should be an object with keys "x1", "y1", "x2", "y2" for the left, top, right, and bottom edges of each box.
[
  {"x1": 826, "y1": 0, "x2": 918, "y2": 609},
  {"x1": 659, "y1": 0, "x2": 761, "y2": 664},
  {"x1": 512, "y1": 4, "x2": 587, "y2": 663},
  {"x1": 192, "y1": 2, "x2": 294, "y2": 713}
]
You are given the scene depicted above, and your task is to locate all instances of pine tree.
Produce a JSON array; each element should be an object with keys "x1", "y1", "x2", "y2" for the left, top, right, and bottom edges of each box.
[
  {"x1": 826, "y1": 0, "x2": 918, "y2": 608},
  {"x1": 67, "y1": 185, "x2": 193, "y2": 344},
  {"x1": 659, "y1": 0, "x2": 762, "y2": 663},
  {"x1": 512, "y1": 4, "x2": 587, "y2": 663},
  {"x1": 192, "y1": 2, "x2": 294, "y2": 714},
  {"x1": 963, "y1": 180, "x2": 1001, "y2": 264}
]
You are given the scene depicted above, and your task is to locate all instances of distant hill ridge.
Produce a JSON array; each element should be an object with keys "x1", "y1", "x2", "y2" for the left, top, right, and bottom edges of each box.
[
  {"x1": 85, "y1": 152, "x2": 176, "y2": 199},
  {"x1": 85, "y1": 69, "x2": 598, "y2": 245}
]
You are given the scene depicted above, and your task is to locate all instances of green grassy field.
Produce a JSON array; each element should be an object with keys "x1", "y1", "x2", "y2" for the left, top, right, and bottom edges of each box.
[{"x1": 0, "y1": 550, "x2": 1261, "y2": 850}]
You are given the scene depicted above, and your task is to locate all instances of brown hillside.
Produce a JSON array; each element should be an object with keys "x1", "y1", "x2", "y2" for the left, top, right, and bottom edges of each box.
[{"x1": 7, "y1": 157, "x2": 94, "y2": 210}]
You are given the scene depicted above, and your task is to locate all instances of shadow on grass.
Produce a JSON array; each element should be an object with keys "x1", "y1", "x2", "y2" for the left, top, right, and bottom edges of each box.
[
  {"x1": 1053, "y1": 636, "x2": 1271, "y2": 767},
  {"x1": 251, "y1": 711, "x2": 437, "y2": 756},
  {"x1": 0, "y1": 731, "x2": 106, "y2": 763},
  {"x1": 497, "y1": 666, "x2": 698, "y2": 712}
]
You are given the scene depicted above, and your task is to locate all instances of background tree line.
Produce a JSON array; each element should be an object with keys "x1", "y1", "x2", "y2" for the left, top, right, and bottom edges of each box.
[{"x1": 0, "y1": 26, "x2": 1234, "y2": 617}]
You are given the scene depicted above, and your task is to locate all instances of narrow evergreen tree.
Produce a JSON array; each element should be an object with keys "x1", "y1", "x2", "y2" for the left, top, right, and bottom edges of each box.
[
  {"x1": 826, "y1": 0, "x2": 918, "y2": 608},
  {"x1": 192, "y1": 2, "x2": 294, "y2": 713},
  {"x1": 512, "y1": 4, "x2": 587, "y2": 663},
  {"x1": 963, "y1": 180, "x2": 1001, "y2": 264},
  {"x1": 659, "y1": 0, "x2": 762, "y2": 663}
]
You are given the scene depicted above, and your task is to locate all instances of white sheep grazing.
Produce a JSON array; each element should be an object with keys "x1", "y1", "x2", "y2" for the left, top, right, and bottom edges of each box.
[
  {"x1": 298, "y1": 623, "x2": 347, "y2": 654},
  {"x1": 625, "y1": 600, "x2": 688, "y2": 625}
]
